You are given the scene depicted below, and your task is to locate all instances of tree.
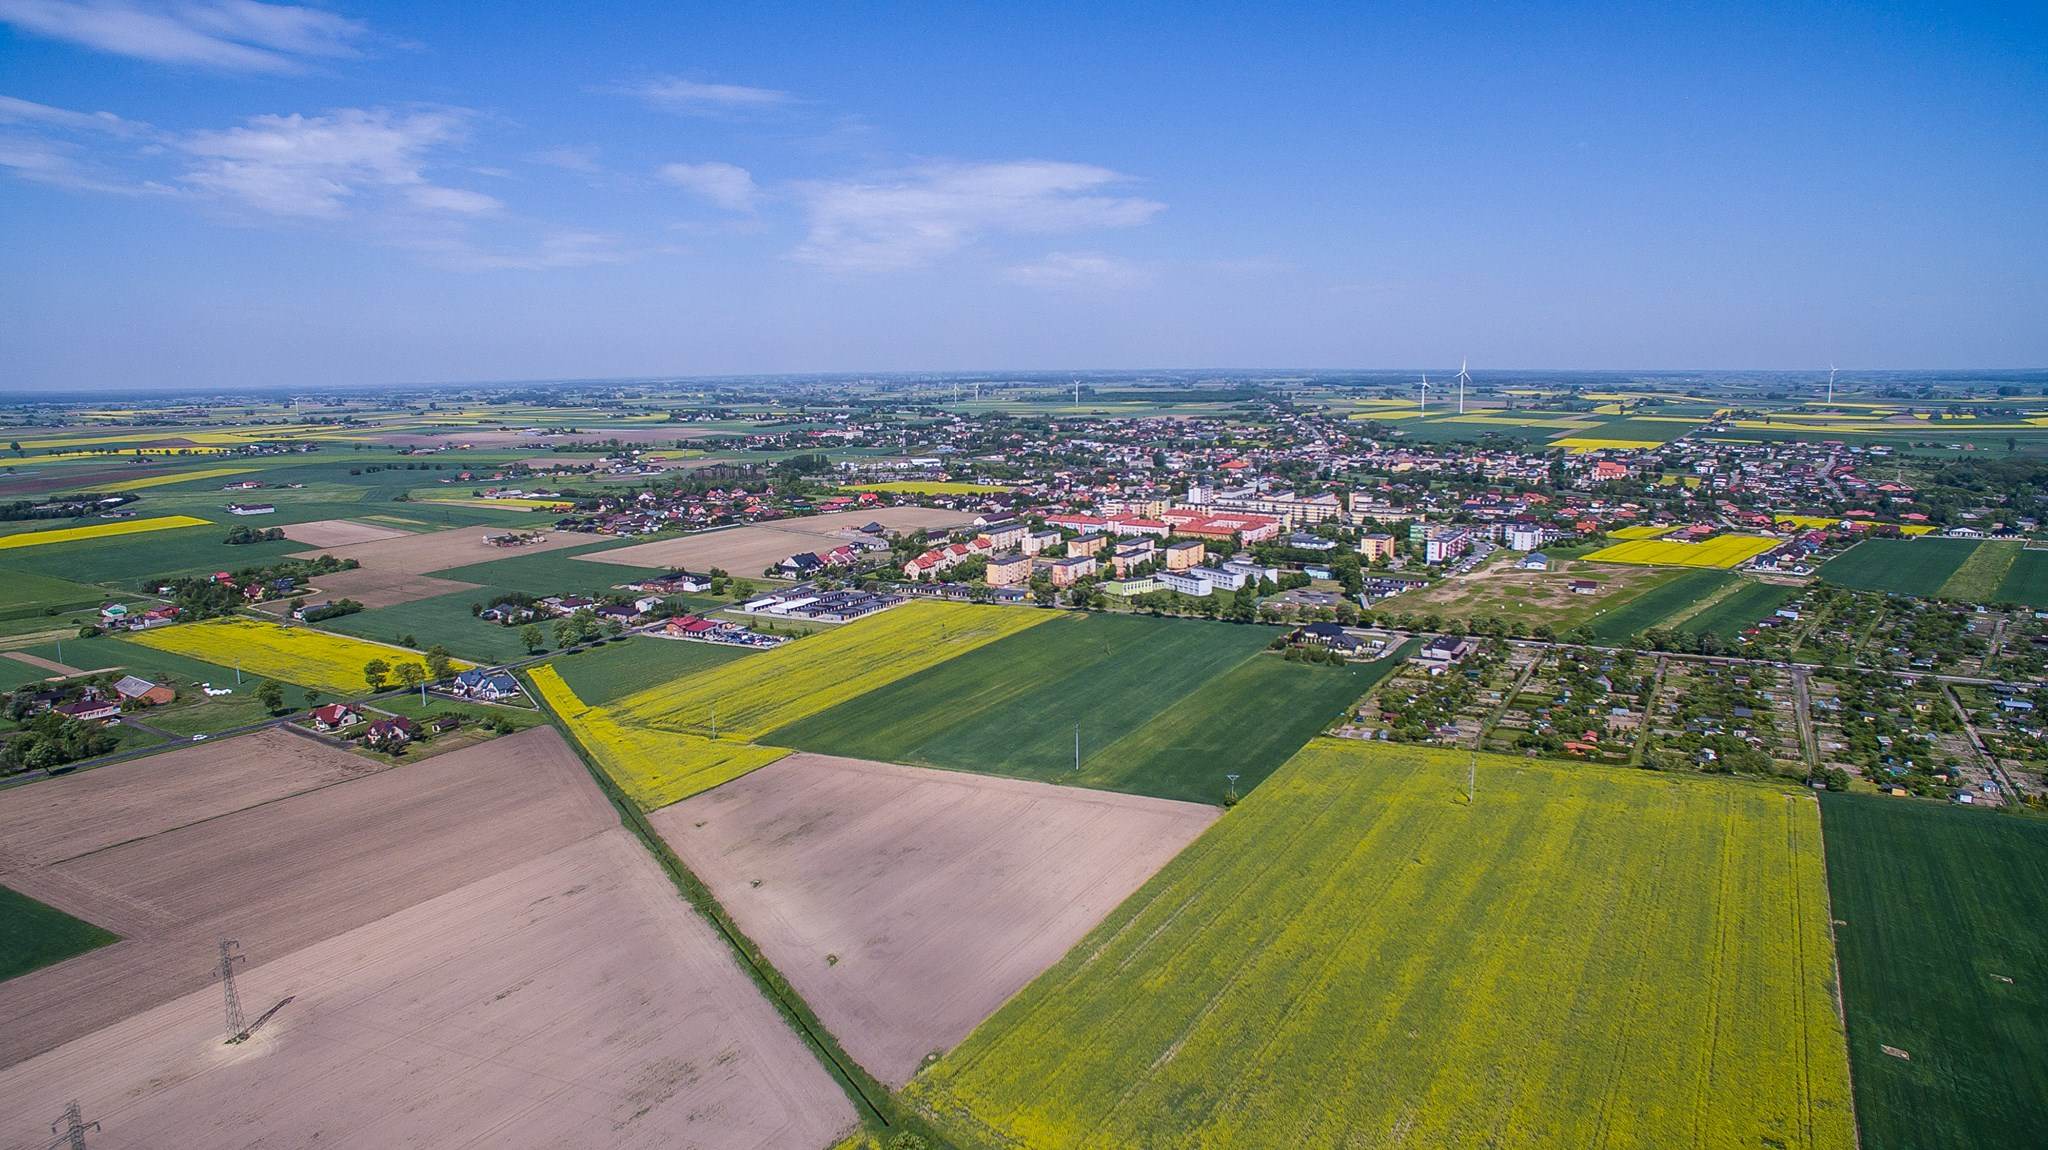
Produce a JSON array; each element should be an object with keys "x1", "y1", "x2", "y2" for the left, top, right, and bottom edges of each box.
[
  {"x1": 363, "y1": 658, "x2": 390, "y2": 691},
  {"x1": 519, "y1": 624, "x2": 544, "y2": 653},
  {"x1": 394, "y1": 661, "x2": 426, "y2": 691},
  {"x1": 553, "y1": 616, "x2": 578, "y2": 648},
  {"x1": 256, "y1": 681, "x2": 285, "y2": 714},
  {"x1": 424, "y1": 645, "x2": 454, "y2": 682}
]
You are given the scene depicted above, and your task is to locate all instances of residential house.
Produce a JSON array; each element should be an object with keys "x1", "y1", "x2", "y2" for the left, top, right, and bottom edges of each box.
[
  {"x1": 112, "y1": 675, "x2": 175, "y2": 706},
  {"x1": 309, "y1": 703, "x2": 362, "y2": 731},
  {"x1": 363, "y1": 716, "x2": 421, "y2": 749},
  {"x1": 453, "y1": 669, "x2": 523, "y2": 701},
  {"x1": 1295, "y1": 621, "x2": 1363, "y2": 653}
]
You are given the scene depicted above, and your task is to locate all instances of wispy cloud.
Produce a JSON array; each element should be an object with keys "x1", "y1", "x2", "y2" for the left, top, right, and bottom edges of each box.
[
  {"x1": 526, "y1": 144, "x2": 601, "y2": 173},
  {"x1": 1006, "y1": 250, "x2": 1151, "y2": 291},
  {"x1": 792, "y1": 160, "x2": 1164, "y2": 272},
  {"x1": 0, "y1": 0, "x2": 368, "y2": 73},
  {"x1": 400, "y1": 229, "x2": 637, "y2": 272},
  {"x1": 0, "y1": 93, "x2": 164, "y2": 191},
  {"x1": 658, "y1": 160, "x2": 757, "y2": 212},
  {"x1": 178, "y1": 107, "x2": 488, "y2": 218},
  {"x1": 624, "y1": 77, "x2": 792, "y2": 114}
]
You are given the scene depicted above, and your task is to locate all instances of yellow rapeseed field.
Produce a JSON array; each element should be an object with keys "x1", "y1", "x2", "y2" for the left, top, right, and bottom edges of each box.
[
  {"x1": 128, "y1": 617, "x2": 466, "y2": 694},
  {"x1": 846, "y1": 481, "x2": 1016, "y2": 495},
  {"x1": 0, "y1": 515, "x2": 212, "y2": 551},
  {"x1": 909, "y1": 741, "x2": 1856, "y2": 1149},
  {"x1": 96, "y1": 467, "x2": 257, "y2": 493},
  {"x1": 1771, "y1": 514, "x2": 1939, "y2": 536},
  {"x1": 608, "y1": 600, "x2": 1055, "y2": 741},
  {"x1": 1584, "y1": 534, "x2": 1782, "y2": 568},
  {"x1": 528, "y1": 665, "x2": 789, "y2": 810},
  {"x1": 1550, "y1": 435, "x2": 1668, "y2": 452},
  {"x1": 1607, "y1": 524, "x2": 1678, "y2": 540}
]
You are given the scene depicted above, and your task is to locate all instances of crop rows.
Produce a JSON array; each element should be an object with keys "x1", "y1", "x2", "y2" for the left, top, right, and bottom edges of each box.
[
  {"x1": 527, "y1": 664, "x2": 789, "y2": 810},
  {"x1": 607, "y1": 600, "x2": 1052, "y2": 741},
  {"x1": 910, "y1": 741, "x2": 1855, "y2": 1149},
  {"x1": 1584, "y1": 534, "x2": 1782, "y2": 569},
  {"x1": 129, "y1": 616, "x2": 465, "y2": 695}
]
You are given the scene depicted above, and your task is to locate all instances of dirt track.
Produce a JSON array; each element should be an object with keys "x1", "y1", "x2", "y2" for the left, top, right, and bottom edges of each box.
[
  {"x1": 577, "y1": 508, "x2": 971, "y2": 576},
  {"x1": 287, "y1": 524, "x2": 592, "y2": 574},
  {"x1": 0, "y1": 727, "x2": 613, "y2": 1065},
  {"x1": 0, "y1": 829, "x2": 855, "y2": 1150},
  {"x1": 654, "y1": 753, "x2": 1218, "y2": 1086},
  {"x1": 252, "y1": 564, "x2": 481, "y2": 610},
  {"x1": 277, "y1": 518, "x2": 410, "y2": 548}
]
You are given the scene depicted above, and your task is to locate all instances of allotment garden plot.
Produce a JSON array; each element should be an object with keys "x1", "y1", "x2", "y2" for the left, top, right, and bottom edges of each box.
[
  {"x1": 1820, "y1": 794, "x2": 2048, "y2": 1150},
  {"x1": 653, "y1": 752, "x2": 1217, "y2": 1087},
  {"x1": 908, "y1": 740, "x2": 1855, "y2": 1150}
]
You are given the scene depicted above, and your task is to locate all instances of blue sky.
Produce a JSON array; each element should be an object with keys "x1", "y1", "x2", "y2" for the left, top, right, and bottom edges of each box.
[{"x1": 1, "y1": 1, "x2": 2044, "y2": 389}]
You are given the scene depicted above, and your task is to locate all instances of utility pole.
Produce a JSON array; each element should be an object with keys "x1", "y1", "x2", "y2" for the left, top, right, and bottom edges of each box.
[
  {"x1": 217, "y1": 938, "x2": 248, "y2": 1043},
  {"x1": 1073, "y1": 722, "x2": 1080, "y2": 772},
  {"x1": 1226, "y1": 773, "x2": 1240, "y2": 803},
  {"x1": 46, "y1": 1102, "x2": 99, "y2": 1150},
  {"x1": 1468, "y1": 749, "x2": 1477, "y2": 804},
  {"x1": 711, "y1": 700, "x2": 718, "y2": 741}
]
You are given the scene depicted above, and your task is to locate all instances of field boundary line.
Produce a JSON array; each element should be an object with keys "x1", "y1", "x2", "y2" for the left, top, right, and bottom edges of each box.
[{"x1": 520, "y1": 665, "x2": 932, "y2": 1144}]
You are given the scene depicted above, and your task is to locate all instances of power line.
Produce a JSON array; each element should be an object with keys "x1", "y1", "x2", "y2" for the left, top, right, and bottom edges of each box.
[
  {"x1": 45, "y1": 1101, "x2": 98, "y2": 1150},
  {"x1": 217, "y1": 938, "x2": 248, "y2": 1043}
]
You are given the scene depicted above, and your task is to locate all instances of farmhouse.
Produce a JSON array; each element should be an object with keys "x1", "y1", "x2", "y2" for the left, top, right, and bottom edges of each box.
[
  {"x1": 112, "y1": 675, "x2": 175, "y2": 706},
  {"x1": 309, "y1": 703, "x2": 362, "y2": 731}
]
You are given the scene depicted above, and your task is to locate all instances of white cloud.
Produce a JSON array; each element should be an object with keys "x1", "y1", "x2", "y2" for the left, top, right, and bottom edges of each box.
[
  {"x1": 0, "y1": 93, "x2": 149, "y2": 136},
  {"x1": 406, "y1": 184, "x2": 500, "y2": 214},
  {"x1": 627, "y1": 77, "x2": 791, "y2": 113},
  {"x1": 793, "y1": 160, "x2": 1164, "y2": 272},
  {"x1": 0, "y1": 0, "x2": 367, "y2": 73},
  {"x1": 405, "y1": 229, "x2": 636, "y2": 272},
  {"x1": 526, "y1": 144, "x2": 601, "y2": 173},
  {"x1": 1005, "y1": 250, "x2": 1151, "y2": 291},
  {"x1": 658, "y1": 160, "x2": 757, "y2": 212},
  {"x1": 178, "y1": 107, "x2": 479, "y2": 218}
]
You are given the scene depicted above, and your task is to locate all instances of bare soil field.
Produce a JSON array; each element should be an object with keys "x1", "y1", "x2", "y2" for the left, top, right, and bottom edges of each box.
[
  {"x1": 366, "y1": 426, "x2": 720, "y2": 449},
  {"x1": 288, "y1": 524, "x2": 592, "y2": 574},
  {"x1": 276, "y1": 518, "x2": 410, "y2": 548},
  {"x1": 0, "y1": 727, "x2": 612, "y2": 1065},
  {"x1": 653, "y1": 752, "x2": 1219, "y2": 1086},
  {"x1": 1, "y1": 651, "x2": 90, "y2": 676},
  {"x1": 0, "y1": 828, "x2": 855, "y2": 1150},
  {"x1": 0, "y1": 466, "x2": 167, "y2": 497},
  {"x1": 250, "y1": 564, "x2": 480, "y2": 611},
  {"x1": 580, "y1": 507, "x2": 972, "y2": 575},
  {"x1": 1383, "y1": 554, "x2": 1671, "y2": 626},
  {"x1": 0, "y1": 729, "x2": 372, "y2": 869}
]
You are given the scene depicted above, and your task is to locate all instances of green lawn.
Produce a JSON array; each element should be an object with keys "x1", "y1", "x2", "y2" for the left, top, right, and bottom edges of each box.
[
  {"x1": 0, "y1": 885, "x2": 119, "y2": 982},
  {"x1": 544, "y1": 635, "x2": 753, "y2": 706},
  {"x1": 769, "y1": 613, "x2": 1383, "y2": 803},
  {"x1": 1584, "y1": 569, "x2": 1738, "y2": 642},
  {"x1": 909, "y1": 742, "x2": 1855, "y2": 1148},
  {"x1": 1820, "y1": 538, "x2": 1980, "y2": 597},
  {"x1": 1819, "y1": 793, "x2": 2048, "y2": 1150},
  {"x1": 1992, "y1": 547, "x2": 2048, "y2": 608}
]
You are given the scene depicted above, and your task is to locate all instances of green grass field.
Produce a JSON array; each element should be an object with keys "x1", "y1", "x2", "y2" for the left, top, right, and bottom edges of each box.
[
  {"x1": 1584, "y1": 569, "x2": 1737, "y2": 641},
  {"x1": 1819, "y1": 794, "x2": 2048, "y2": 1150},
  {"x1": 768, "y1": 614, "x2": 1376, "y2": 802},
  {"x1": 1934, "y1": 539, "x2": 2022, "y2": 602},
  {"x1": 1820, "y1": 537, "x2": 1980, "y2": 597},
  {"x1": 545, "y1": 635, "x2": 752, "y2": 706},
  {"x1": 1677, "y1": 579, "x2": 1802, "y2": 641},
  {"x1": 424, "y1": 540, "x2": 667, "y2": 592},
  {"x1": 909, "y1": 742, "x2": 1856, "y2": 1149},
  {"x1": 0, "y1": 885, "x2": 119, "y2": 982},
  {"x1": 318, "y1": 588, "x2": 540, "y2": 664},
  {"x1": 1994, "y1": 548, "x2": 2048, "y2": 608}
]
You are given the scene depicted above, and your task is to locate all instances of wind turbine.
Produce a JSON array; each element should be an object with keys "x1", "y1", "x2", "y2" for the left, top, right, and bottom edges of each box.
[
  {"x1": 1456, "y1": 358, "x2": 1471, "y2": 415},
  {"x1": 1419, "y1": 371, "x2": 1429, "y2": 415},
  {"x1": 1826, "y1": 363, "x2": 1837, "y2": 407}
]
